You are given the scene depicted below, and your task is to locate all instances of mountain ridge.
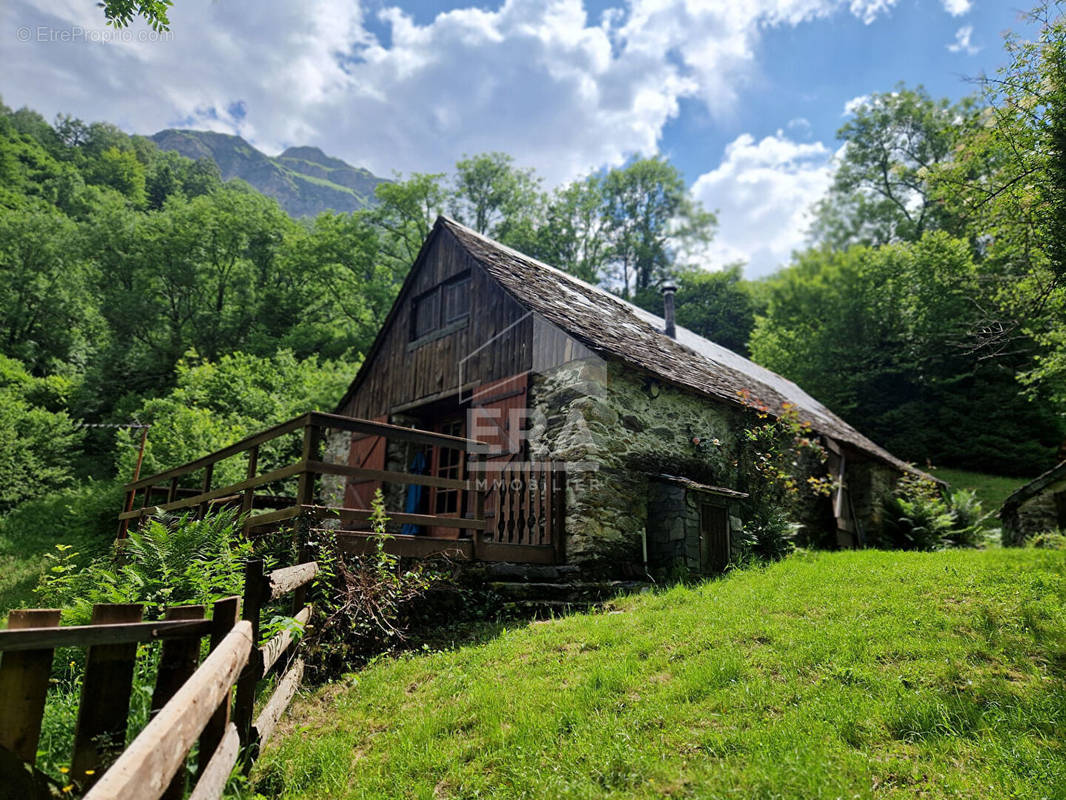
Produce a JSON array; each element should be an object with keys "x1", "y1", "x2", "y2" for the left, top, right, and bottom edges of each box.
[{"x1": 150, "y1": 129, "x2": 388, "y2": 217}]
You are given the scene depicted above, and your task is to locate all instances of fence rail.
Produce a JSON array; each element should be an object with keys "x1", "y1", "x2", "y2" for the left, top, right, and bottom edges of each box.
[
  {"x1": 118, "y1": 410, "x2": 565, "y2": 564},
  {"x1": 0, "y1": 558, "x2": 318, "y2": 799},
  {"x1": 117, "y1": 411, "x2": 492, "y2": 541}
]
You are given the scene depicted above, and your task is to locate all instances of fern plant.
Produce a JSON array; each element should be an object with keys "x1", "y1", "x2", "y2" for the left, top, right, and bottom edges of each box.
[{"x1": 36, "y1": 508, "x2": 252, "y2": 622}]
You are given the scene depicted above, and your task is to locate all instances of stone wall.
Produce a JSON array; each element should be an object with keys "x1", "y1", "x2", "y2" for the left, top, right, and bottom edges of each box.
[
  {"x1": 844, "y1": 456, "x2": 900, "y2": 545},
  {"x1": 1002, "y1": 480, "x2": 1066, "y2": 545},
  {"x1": 645, "y1": 479, "x2": 744, "y2": 578},
  {"x1": 527, "y1": 359, "x2": 745, "y2": 574}
]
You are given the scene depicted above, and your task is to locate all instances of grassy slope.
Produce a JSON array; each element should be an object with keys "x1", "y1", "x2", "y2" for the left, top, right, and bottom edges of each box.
[
  {"x1": 0, "y1": 483, "x2": 120, "y2": 620},
  {"x1": 256, "y1": 550, "x2": 1066, "y2": 800},
  {"x1": 928, "y1": 467, "x2": 1025, "y2": 516}
]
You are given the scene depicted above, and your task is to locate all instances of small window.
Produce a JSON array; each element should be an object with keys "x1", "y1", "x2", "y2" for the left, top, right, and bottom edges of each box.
[
  {"x1": 410, "y1": 272, "x2": 471, "y2": 342},
  {"x1": 412, "y1": 290, "x2": 440, "y2": 340},
  {"x1": 442, "y1": 275, "x2": 471, "y2": 323}
]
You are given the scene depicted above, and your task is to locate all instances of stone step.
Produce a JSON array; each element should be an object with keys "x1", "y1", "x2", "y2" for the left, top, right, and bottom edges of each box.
[
  {"x1": 476, "y1": 562, "x2": 583, "y2": 582},
  {"x1": 489, "y1": 580, "x2": 647, "y2": 603}
]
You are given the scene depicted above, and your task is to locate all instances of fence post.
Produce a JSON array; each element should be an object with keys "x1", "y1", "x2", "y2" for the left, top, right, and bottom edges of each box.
[
  {"x1": 197, "y1": 463, "x2": 215, "y2": 519},
  {"x1": 241, "y1": 445, "x2": 260, "y2": 535},
  {"x1": 233, "y1": 560, "x2": 265, "y2": 747},
  {"x1": 198, "y1": 596, "x2": 241, "y2": 778},
  {"x1": 0, "y1": 608, "x2": 61, "y2": 765},
  {"x1": 71, "y1": 603, "x2": 145, "y2": 789},
  {"x1": 150, "y1": 605, "x2": 205, "y2": 800},
  {"x1": 296, "y1": 423, "x2": 321, "y2": 507}
]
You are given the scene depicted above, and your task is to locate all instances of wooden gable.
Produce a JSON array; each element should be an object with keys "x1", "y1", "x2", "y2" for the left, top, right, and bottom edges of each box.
[{"x1": 338, "y1": 225, "x2": 534, "y2": 420}]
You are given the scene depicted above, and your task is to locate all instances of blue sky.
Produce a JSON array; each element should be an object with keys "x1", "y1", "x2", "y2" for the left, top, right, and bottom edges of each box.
[{"x1": 0, "y1": 0, "x2": 1035, "y2": 275}]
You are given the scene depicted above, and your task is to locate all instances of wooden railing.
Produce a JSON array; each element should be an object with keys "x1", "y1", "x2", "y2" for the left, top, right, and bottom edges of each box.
[
  {"x1": 0, "y1": 559, "x2": 317, "y2": 799},
  {"x1": 120, "y1": 411, "x2": 563, "y2": 564},
  {"x1": 119, "y1": 411, "x2": 491, "y2": 538}
]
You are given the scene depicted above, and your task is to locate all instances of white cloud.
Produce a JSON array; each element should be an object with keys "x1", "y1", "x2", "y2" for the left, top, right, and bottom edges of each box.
[
  {"x1": 947, "y1": 25, "x2": 980, "y2": 55},
  {"x1": 691, "y1": 131, "x2": 833, "y2": 277},
  {"x1": 2, "y1": 0, "x2": 899, "y2": 185},
  {"x1": 942, "y1": 0, "x2": 971, "y2": 16},
  {"x1": 843, "y1": 94, "x2": 871, "y2": 115}
]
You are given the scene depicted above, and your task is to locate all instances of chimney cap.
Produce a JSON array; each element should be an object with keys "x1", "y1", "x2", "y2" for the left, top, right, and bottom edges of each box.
[{"x1": 660, "y1": 282, "x2": 677, "y2": 294}]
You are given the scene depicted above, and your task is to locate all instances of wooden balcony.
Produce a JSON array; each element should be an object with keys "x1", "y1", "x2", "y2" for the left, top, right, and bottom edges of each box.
[{"x1": 119, "y1": 411, "x2": 564, "y2": 564}]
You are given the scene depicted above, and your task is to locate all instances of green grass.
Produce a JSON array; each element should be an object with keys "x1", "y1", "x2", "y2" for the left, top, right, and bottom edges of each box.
[
  {"x1": 255, "y1": 550, "x2": 1066, "y2": 800},
  {"x1": 928, "y1": 467, "x2": 1026, "y2": 517},
  {"x1": 0, "y1": 482, "x2": 121, "y2": 619}
]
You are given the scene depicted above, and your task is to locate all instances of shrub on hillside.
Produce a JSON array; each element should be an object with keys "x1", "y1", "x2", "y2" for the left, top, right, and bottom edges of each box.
[
  {"x1": 0, "y1": 356, "x2": 84, "y2": 511},
  {"x1": 874, "y1": 475, "x2": 984, "y2": 551},
  {"x1": 35, "y1": 508, "x2": 252, "y2": 623},
  {"x1": 1027, "y1": 531, "x2": 1066, "y2": 550},
  {"x1": 301, "y1": 490, "x2": 443, "y2": 678}
]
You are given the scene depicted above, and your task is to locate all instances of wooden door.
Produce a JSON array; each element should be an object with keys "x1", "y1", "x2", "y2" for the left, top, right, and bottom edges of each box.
[
  {"x1": 427, "y1": 418, "x2": 465, "y2": 538},
  {"x1": 344, "y1": 415, "x2": 388, "y2": 509},
  {"x1": 700, "y1": 503, "x2": 730, "y2": 574}
]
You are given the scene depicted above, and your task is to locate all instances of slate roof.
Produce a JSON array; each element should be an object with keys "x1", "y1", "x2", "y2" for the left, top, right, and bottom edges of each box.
[
  {"x1": 1000, "y1": 460, "x2": 1066, "y2": 514},
  {"x1": 439, "y1": 216, "x2": 915, "y2": 473}
]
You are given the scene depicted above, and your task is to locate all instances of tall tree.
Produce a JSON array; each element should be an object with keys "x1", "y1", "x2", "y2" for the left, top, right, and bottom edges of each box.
[
  {"x1": 602, "y1": 157, "x2": 716, "y2": 297},
  {"x1": 531, "y1": 173, "x2": 611, "y2": 283},
  {"x1": 450, "y1": 152, "x2": 543, "y2": 240},
  {"x1": 812, "y1": 86, "x2": 980, "y2": 249}
]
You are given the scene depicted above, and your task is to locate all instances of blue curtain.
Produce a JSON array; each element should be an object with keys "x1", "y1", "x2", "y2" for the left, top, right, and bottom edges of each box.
[{"x1": 401, "y1": 450, "x2": 429, "y2": 535}]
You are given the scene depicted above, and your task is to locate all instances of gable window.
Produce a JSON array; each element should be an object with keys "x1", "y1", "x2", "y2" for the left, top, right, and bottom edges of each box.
[{"x1": 410, "y1": 272, "x2": 471, "y2": 344}]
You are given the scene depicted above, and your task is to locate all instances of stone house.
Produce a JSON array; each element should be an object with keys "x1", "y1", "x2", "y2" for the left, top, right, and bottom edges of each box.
[
  {"x1": 330, "y1": 216, "x2": 917, "y2": 578},
  {"x1": 999, "y1": 460, "x2": 1066, "y2": 545}
]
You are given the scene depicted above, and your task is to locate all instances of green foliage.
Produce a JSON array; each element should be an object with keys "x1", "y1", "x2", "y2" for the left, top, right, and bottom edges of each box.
[
  {"x1": 303, "y1": 491, "x2": 441, "y2": 678},
  {"x1": 750, "y1": 233, "x2": 1064, "y2": 474},
  {"x1": 450, "y1": 152, "x2": 543, "y2": 240},
  {"x1": 0, "y1": 206, "x2": 99, "y2": 371},
  {"x1": 1026, "y1": 530, "x2": 1066, "y2": 549},
  {"x1": 813, "y1": 85, "x2": 979, "y2": 248},
  {"x1": 944, "y1": 488, "x2": 985, "y2": 548},
  {"x1": 0, "y1": 356, "x2": 83, "y2": 511},
  {"x1": 632, "y1": 264, "x2": 756, "y2": 354},
  {"x1": 114, "y1": 350, "x2": 350, "y2": 486},
  {"x1": 731, "y1": 397, "x2": 833, "y2": 561},
  {"x1": 100, "y1": 0, "x2": 173, "y2": 31},
  {"x1": 0, "y1": 480, "x2": 122, "y2": 616},
  {"x1": 35, "y1": 509, "x2": 251, "y2": 623},
  {"x1": 602, "y1": 156, "x2": 716, "y2": 296},
  {"x1": 875, "y1": 474, "x2": 984, "y2": 551}
]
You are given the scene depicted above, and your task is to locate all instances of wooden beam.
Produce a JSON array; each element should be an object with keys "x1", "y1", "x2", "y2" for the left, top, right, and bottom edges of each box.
[
  {"x1": 125, "y1": 415, "x2": 312, "y2": 491},
  {"x1": 188, "y1": 723, "x2": 240, "y2": 800},
  {"x1": 0, "y1": 618, "x2": 213, "y2": 653},
  {"x1": 266, "y1": 563, "x2": 318, "y2": 602},
  {"x1": 321, "y1": 505, "x2": 489, "y2": 530},
  {"x1": 252, "y1": 658, "x2": 303, "y2": 749},
  {"x1": 197, "y1": 597, "x2": 240, "y2": 780},
  {"x1": 150, "y1": 606, "x2": 205, "y2": 800},
  {"x1": 81, "y1": 621, "x2": 252, "y2": 800},
  {"x1": 0, "y1": 608, "x2": 61, "y2": 764},
  {"x1": 118, "y1": 464, "x2": 305, "y2": 520},
  {"x1": 72, "y1": 604, "x2": 145, "y2": 787},
  {"x1": 309, "y1": 411, "x2": 489, "y2": 453},
  {"x1": 305, "y1": 460, "x2": 472, "y2": 491}
]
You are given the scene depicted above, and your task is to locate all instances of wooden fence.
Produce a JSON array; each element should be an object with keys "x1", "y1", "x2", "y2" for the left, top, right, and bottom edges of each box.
[
  {"x1": 0, "y1": 557, "x2": 316, "y2": 799},
  {"x1": 119, "y1": 410, "x2": 563, "y2": 565}
]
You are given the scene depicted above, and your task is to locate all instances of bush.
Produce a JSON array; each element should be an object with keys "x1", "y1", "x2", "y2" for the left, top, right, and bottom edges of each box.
[
  {"x1": 301, "y1": 490, "x2": 442, "y2": 678},
  {"x1": 1027, "y1": 531, "x2": 1066, "y2": 550},
  {"x1": 0, "y1": 480, "x2": 122, "y2": 616},
  {"x1": 944, "y1": 488, "x2": 984, "y2": 548},
  {"x1": 35, "y1": 507, "x2": 252, "y2": 623},
  {"x1": 875, "y1": 475, "x2": 984, "y2": 551}
]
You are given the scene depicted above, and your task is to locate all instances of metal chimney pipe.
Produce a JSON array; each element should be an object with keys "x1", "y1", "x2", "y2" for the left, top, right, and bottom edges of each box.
[{"x1": 661, "y1": 283, "x2": 677, "y2": 339}]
